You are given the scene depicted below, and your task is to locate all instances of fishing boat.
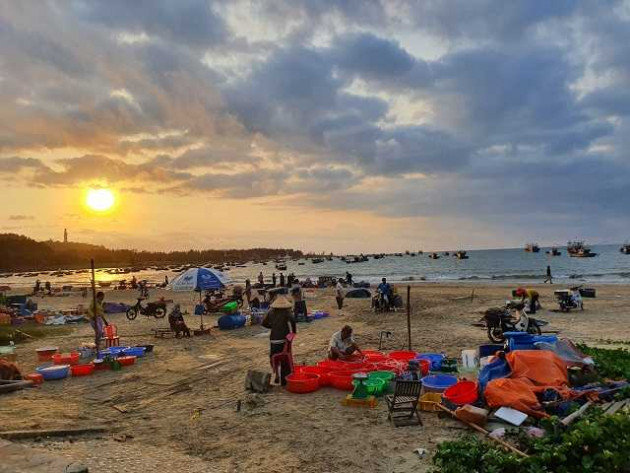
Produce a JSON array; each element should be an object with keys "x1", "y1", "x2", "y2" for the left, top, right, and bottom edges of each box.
[
  {"x1": 545, "y1": 247, "x2": 562, "y2": 256},
  {"x1": 443, "y1": 251, "x2": 450, "y2": 256},
  {"x1": 311, "y1": 258, "x2": 324, "y2": 264},
  {"x1": 428, "y1": 252, "x2": 440, "y2": 259},
  {"x1": 455, "y1": 250, "x2": 469, "y2": 260},
  {"x1": 567, "y1": 241, "x2": 597, "y2": 258},
  {"x1": 275, "y1": 263, "x2": 288, "y2": 270},
  {"x1": 620, "y1": 242, "x2": 630, "y2": 255},
  {"x1": 525, "y1": 243, "x2": 540, "y2": 253}
]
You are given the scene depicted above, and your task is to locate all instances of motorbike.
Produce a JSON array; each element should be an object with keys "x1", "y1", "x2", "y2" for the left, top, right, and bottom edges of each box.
[
  {"x1": 126, "y1": 297, "x2": 167, "y2": 320},
  {"x1": 554, "y1": 286, "x2": 584, "y2": 312},
  {"x1": 483, "y1": 301, "x2": 549, "y2": 342}
]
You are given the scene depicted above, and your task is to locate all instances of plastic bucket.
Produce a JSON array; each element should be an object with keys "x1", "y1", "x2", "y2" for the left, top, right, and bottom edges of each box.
[
  {"x1": 388, "y1": 350, "x2": 417, "y2": 362},
  {"x1": 443, "y1": 380, "x2": 478, "y2": 405},
  {"x1": 298, "y1": 365, "x2": 330, "y2": 386},
  {"x1": 71, "y1": 364, "x2": 95, "y2": 377}
]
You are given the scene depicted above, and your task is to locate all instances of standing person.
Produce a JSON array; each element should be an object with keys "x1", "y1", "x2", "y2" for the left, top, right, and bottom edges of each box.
[
  {"x1": 544, "y1": 266, "x2": 553, "y2": 284},
  {"x1": 262, "y1": 296, "x2": 296, "y2": 386},
  {"x1": 279, "y1": 272, "x2": 285, "y2": 287},
  {"x1": 164, "y1": 275, "x2": 169, "y2": 287},
  {"x1": 272, "y1": 273, "x2": 277, "y2": 287},
  {"x1": 34, "y1": 279, "x2": 41, "y2": 295},
  {"x1": 131, "y1": 276, "x2": 138, "y2": 289},
  {"x1": 287, "y1": 273, "x2": 295, "y2": 287},
  {"x1": 245, "y1": 279, "x2": 252, "y2": 305},
  {"x1": 515, "y1": 287, "x2": 541, "y2": 314},
  {"x1": 258, "y1": 271, "x2": 264, "y2": 286},
  {"x1": 87, "y1": 291, "x2": 109, "y2": 352},
  {"x1": 44, "y1": 281, "x2": 51, "y2": 295},
  {"x1": 377, "y1": 278, "x2": 392, "y2": 310},
  {"x1": 345, "y1": 272, "x2": 353, "y2": 285},
  {"x1": 335, "y1": 279, "x2": 345, "y2": 312}
]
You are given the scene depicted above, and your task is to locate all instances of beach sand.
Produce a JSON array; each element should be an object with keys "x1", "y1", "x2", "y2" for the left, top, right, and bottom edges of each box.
[{"x1": 1, "y1": 283, "x2": 629, "y2": 472}]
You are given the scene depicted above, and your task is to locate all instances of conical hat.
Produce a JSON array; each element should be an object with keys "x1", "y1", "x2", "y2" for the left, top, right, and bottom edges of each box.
[{"x1": 270, "y1": 295, "x2": 292, "y2": 309}]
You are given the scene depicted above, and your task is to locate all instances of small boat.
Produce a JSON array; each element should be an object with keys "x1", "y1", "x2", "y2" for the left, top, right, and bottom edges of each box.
[
  {"x1": 620, "y1": 242, "x2": 630, "y2": 255},
  {"x1": 567, "y1": 241, "x2": 597, "y2": 258},
  {"x1": 525, "y1": 243, "x2": 540, "y2": 253},
  {"x1": 275, "y1": 264, "x2": 288, "y2": 271},
  {"x1": 546, "y1": 247, "x2": 562, "y2": 256},
  {"x1": 417, "y1": 250, "x2": 424, "y2": 255},
  {"x1": 429, "y1": 252, "x2": 440, "y2": 260},
  {"x1": 455, "y1": 250, "x2": 469, "y2": 260},
  {"x1": 98, "y1": 281, "x2": 112, "y2": 288},
  {"x1": 311, "y1": 258, "x2": 324, "y2": 264},
  {"x1": 443, "y1": 251, "x2": 450, "y2": 256}
]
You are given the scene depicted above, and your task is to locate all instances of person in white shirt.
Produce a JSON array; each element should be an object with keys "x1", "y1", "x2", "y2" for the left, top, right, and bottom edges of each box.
[
  {"x1": 328, "y1": 325, "x2": 362, "y2": 360},
  {"x1": 335, "y1": 280, "x2": 345, "y2": 311}
]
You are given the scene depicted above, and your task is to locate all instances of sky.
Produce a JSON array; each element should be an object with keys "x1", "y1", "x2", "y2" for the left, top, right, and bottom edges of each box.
[{"x1": 1, "y1": 1, "x2": 629, "y2": 253}]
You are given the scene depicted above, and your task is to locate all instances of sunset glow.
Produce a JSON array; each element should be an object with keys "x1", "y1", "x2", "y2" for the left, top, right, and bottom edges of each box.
[{"x1": 86, "y1": 188, "x2": 115, "y2": 212}]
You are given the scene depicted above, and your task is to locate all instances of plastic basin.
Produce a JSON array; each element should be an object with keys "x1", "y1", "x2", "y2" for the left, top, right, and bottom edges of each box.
[
  {"x1": 328, "y1": 370, "x2": 359, "y2": 391},
  {"x1": 421, "y1": 374, "x2": 458, "y2": 393},
  {"x1": 71, "y1": 364, "x2": 95, "y2": 377},
  {"x1": 122, "y1": 347, "x2": 146, "y2": 358},
  {"x1": 36, "y1": 346, "x2": 58, "y2": 362},
  {"x1": 353, "y1": 377, "x2": 385, "y2": 395},
  {"x1": 388, "y1": 350, "x2": 417, "y2": 362},
  {"x1": 36, "y1": 364, "x2": 70, "y2": 381},
  {"x1": 297, "y1": 366, "x2": 330, "y2": 386},
  {"x1": 416, "y1": 353, "x2": 445, "y2": 371},
  {"x1": 443, "y1": 380, "x2": 478, "y2": 405},
  {"x1": 374, "y1": 360, "x2": 405, "y2": 375},
  {"x1": 419, "y1": 392, "x2": 442, "y2": 411},
  {"x1": 52, "y1": 352, "x2": 80, "y2": 366},
  {"x1": 286, "y1": 373, "x2": 320, "y2": 394},
  {"x1": 117, "y1": 356, "x2": 136, "y2": 367}
]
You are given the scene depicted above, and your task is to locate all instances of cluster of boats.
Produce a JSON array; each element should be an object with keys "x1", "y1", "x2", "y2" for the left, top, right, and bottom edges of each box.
[{"x1": 525, "y1": 241, "x2": 599, "y2": 258}]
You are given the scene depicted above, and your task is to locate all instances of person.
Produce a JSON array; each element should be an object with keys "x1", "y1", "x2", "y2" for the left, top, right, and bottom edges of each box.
[
  {"x1": 131, "y1": 276, "x2": 138, "y2": 289},
  {"x1": 291, "y1": 281, "x2": 306, "y2": 318},
  {"x1": 279, "y1": 272, "x2": 285, "y2": 287},
  {"x1": 544, "y1": 266, "x2": 553, "y2": 284},
  {"x1": 233, "y1": 285, "x2": 244, "y2": 308},
  {"x1": 515, "y1": 287, "x2": 541, "y2": 314},
  {"x1": 163, "y1": 275, "x2": 169, "y2": 287},
  {"x1": 168, "y1": 304, "x2": 190, "y2": 338},
  {"x1": 245, "y1": 279, "x2": 252, "y2": 305},
  {"x1": 87, "y1": 291, "x2": 109, "y2": 352},
  {"x1": 258, "y1": 272, "x2": 264, "y2": 286},
  {"x1": 346, "y1": 272, "x2": 353, "y2": 285},
  {"x1": 400, "y1": 359, "x2": 422, "y2": 381},
  {"x1": 272, "y1": 273, "x2": 277, "y2": 287},
  {"x1": 329, "y1": 325, "x2": 362, "y2": 360},
  {"x1": 44, "y1": 281, "x2": 51, "y2": 295},
  {"x1": 377, "y1": 278, "x2": 392, "y2": 310},
  {"x1": 262, "y1": 295, "x2": 297, "y2": 385},
  {"x1": 335, "y1": 279, "x2": 345, "y2": 312},
  {"x1": 287, "y1": 273, "x2": 295, "y2": 287},
  {"x1": 34, "y1": 279, "x2": 41, "y2": 294}
]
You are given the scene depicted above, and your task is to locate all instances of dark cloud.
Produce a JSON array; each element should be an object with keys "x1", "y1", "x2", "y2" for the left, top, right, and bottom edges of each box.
[
  {"x1": 74, "y1": 0, "x2": 228, "y2": 48},
  {"x1": 8, "y1": 215, "x2": 34, "y2": 221}
]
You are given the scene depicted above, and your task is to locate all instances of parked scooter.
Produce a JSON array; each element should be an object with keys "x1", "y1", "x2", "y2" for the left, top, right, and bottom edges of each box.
[
  {"x1": 126, "y1": 297, "x2": 167, "y2": 320},
  {"x1": 483, "y1": 301, "x2": 549, "y2": 342},
  {"x1": 554, "y1": 286, "x2": 584, "y2": 312}
]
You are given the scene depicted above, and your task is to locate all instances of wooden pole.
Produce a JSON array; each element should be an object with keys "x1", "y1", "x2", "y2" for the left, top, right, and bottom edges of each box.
[
  {"x1": 90, "y1": 259, "x2": 99, "y2": 354},
  {"x1": 406, "y1": 285, "x2": 411, "y2": 351}
]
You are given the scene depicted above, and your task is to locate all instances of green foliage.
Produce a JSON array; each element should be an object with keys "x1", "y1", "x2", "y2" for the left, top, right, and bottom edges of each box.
[
  {"x1": 432, "y1": 411, "x2": 630, "y2": 473},
  {"x1": 578, "y1": 344, "x2": 630, "y2": 380}
]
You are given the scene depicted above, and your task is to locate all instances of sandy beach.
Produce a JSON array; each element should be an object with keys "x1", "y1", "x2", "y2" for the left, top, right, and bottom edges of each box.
[{"x1": 2, "y1": 283, "x2": 629, "y2": 473}]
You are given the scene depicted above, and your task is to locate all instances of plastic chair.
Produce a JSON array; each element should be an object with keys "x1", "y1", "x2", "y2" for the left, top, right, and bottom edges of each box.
[
  {"x1": 270, "y1": 333, "x2": 295, "y2": 383},
  {"x1": 102, "y1": 324, "x2": 120, "y2": 347}
]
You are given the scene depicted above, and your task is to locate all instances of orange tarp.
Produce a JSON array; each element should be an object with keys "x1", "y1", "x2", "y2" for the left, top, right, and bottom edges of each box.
[{"x1": 484, "y1": 350, "x2": 571, "y2": 418}]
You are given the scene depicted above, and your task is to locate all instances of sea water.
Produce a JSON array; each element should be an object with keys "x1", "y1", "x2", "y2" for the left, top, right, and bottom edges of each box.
[{"x1": 2, "y1": 244, "x2": 629, "y2": 288}]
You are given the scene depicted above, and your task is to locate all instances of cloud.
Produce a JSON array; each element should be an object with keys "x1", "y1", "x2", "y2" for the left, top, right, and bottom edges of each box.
[
  {"x1": 0, "y1": 0, "x2": 629, "y2": 244},
  {"x1": 8, "y1": 215, "x2": 34, "y2": 221}
]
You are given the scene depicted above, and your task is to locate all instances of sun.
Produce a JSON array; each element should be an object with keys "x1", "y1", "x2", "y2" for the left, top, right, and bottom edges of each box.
[{"x1": 86, "y1": 188, "x2": 115, "y2": 212}]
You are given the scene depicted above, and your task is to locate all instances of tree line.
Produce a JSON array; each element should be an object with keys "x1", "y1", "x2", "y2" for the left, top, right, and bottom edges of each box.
[{"x1": 0, "y1": 233, "x2": 303, "y2": 272}]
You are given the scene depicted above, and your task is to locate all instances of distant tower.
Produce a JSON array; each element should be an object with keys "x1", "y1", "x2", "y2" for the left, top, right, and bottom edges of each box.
[{"x1": 64, "y1": 228, "x2": 68, "y2": 243}]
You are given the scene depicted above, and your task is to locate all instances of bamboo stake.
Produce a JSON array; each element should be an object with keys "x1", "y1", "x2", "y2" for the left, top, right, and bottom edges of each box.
[{"x1": 406, "y1": 286, "x2": 412, "y2": 351}]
